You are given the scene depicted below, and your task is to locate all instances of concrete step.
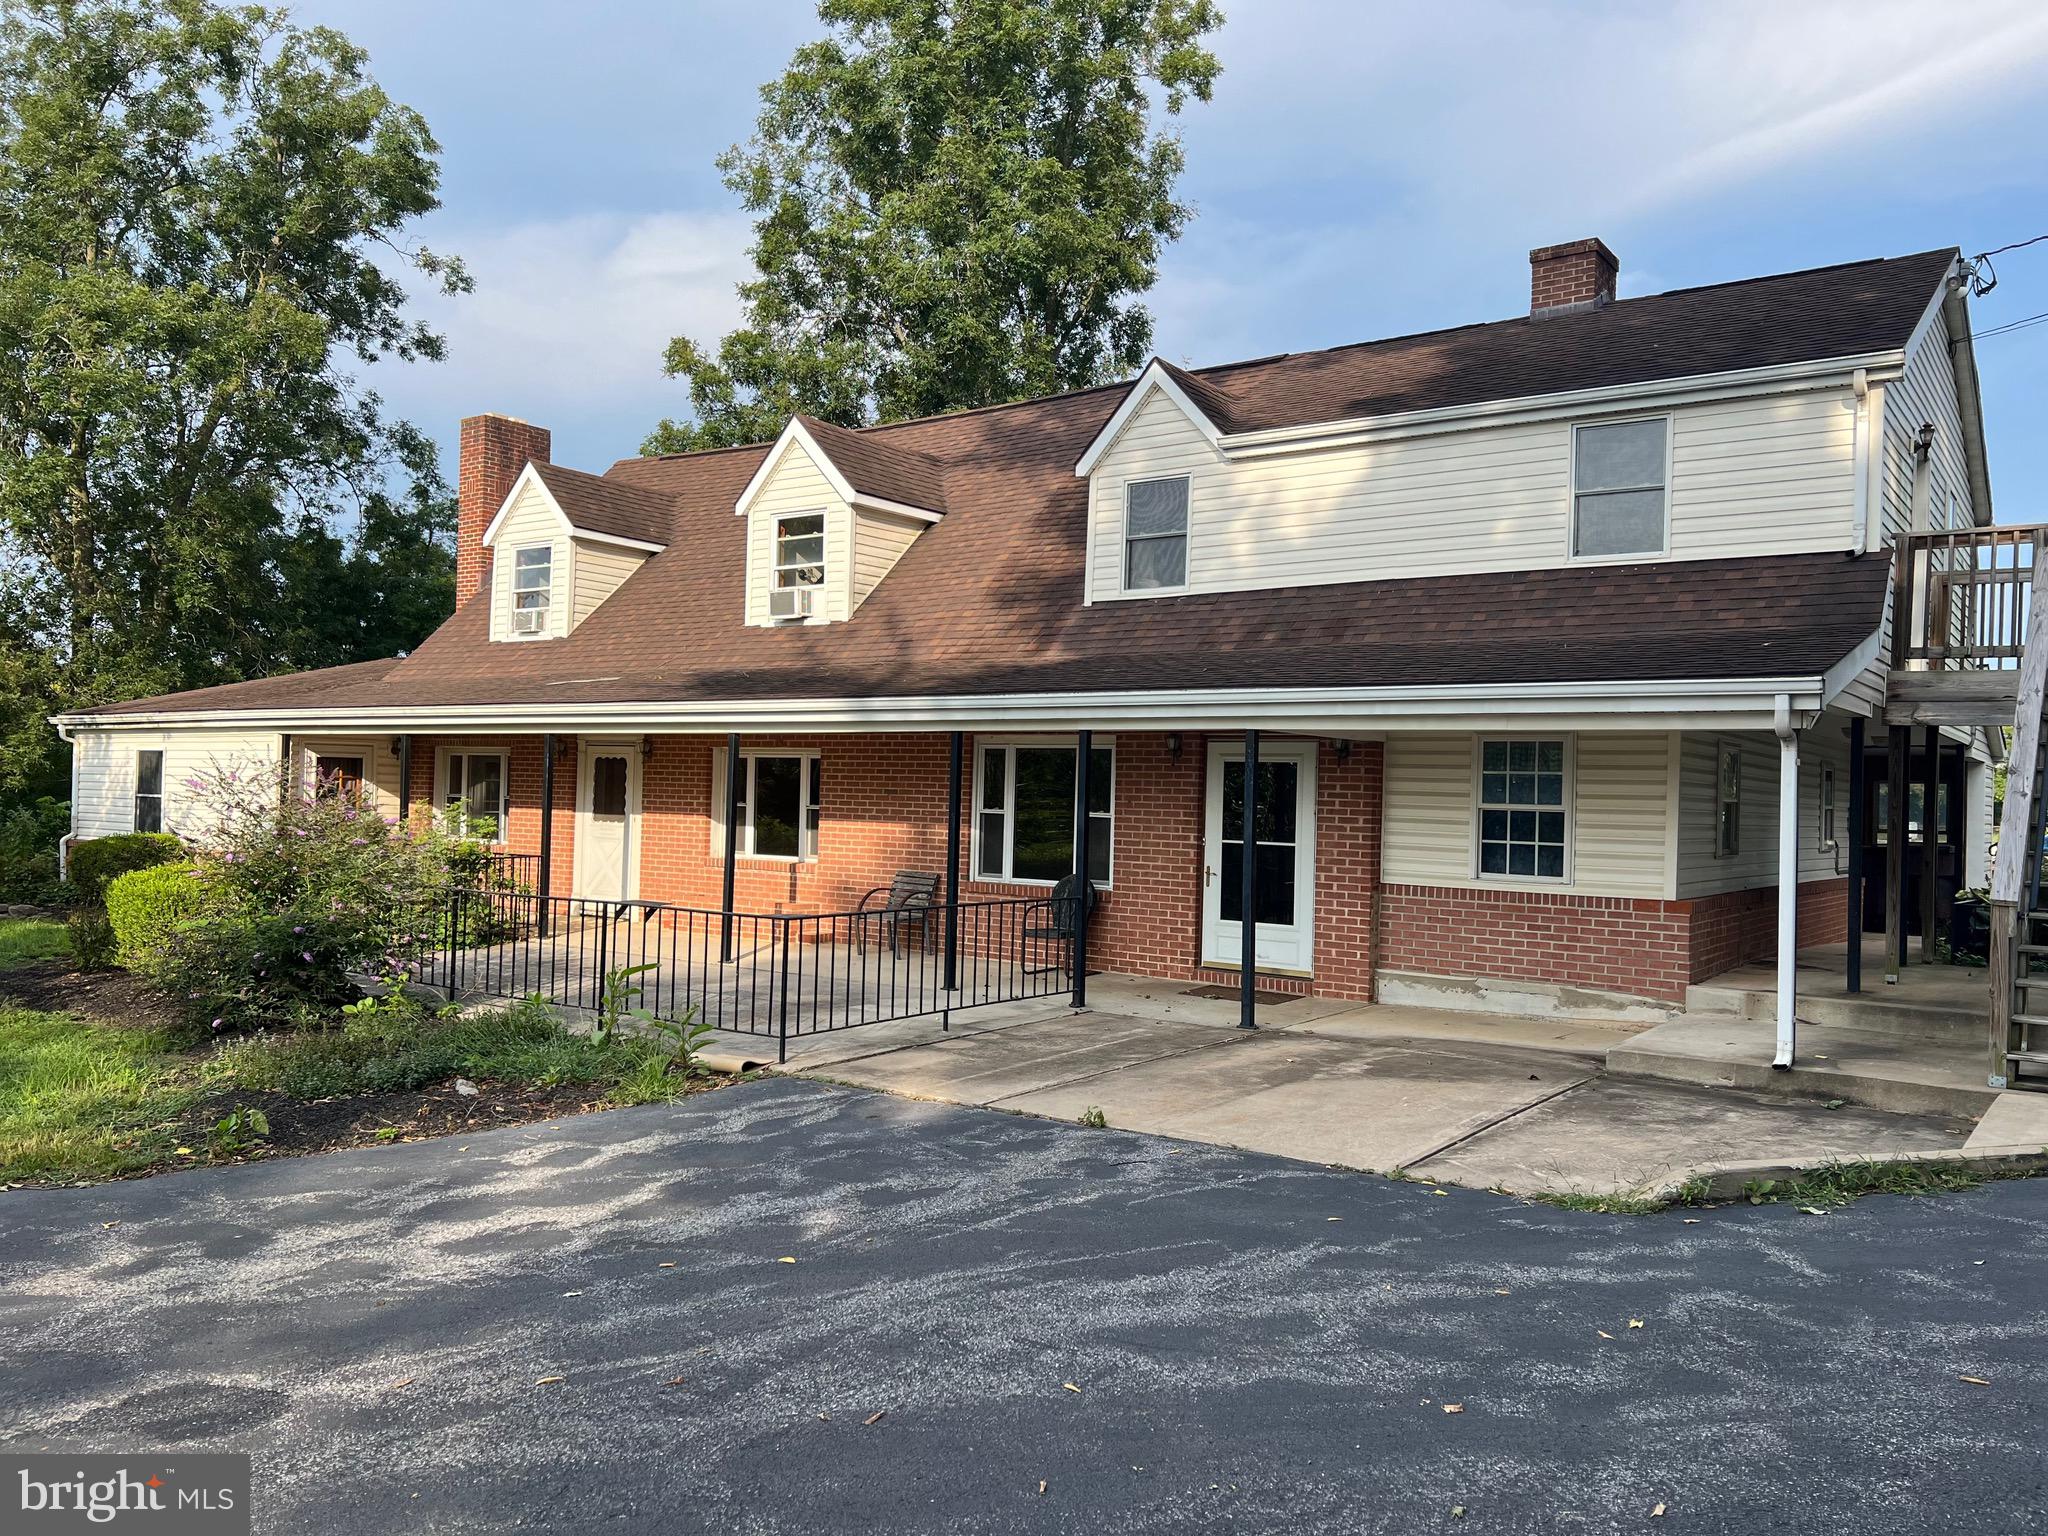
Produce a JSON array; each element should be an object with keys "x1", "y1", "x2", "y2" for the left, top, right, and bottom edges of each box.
[
  {"x1": 1682, "y1": 981, "x2": 1985, "y2": 1045},
  {"x1": 1608, "y1": 1015, "x2": 2000, "y2": 1120}
]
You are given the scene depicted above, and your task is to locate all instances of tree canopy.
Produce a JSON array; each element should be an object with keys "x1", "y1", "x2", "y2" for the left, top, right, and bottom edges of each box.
[
  {"x1": 644, "y1": 0, "x2": 1222, "y2": 454},
  {"x1": 0, "y1": 0, "x2": 464, "y2": 799}
]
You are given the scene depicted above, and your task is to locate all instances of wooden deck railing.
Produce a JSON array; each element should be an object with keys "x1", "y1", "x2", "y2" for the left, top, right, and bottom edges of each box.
[{"x1": 1895, "y1": 523, "x2": 2048, "y2": 669}]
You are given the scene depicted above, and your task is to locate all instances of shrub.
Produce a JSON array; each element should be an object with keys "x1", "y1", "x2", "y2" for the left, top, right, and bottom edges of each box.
[
  {"x1": 66, "y1": 908, "x2": 117, "y2": 971},
  {"x1": 0, "y1": 797, "x2": 70, "y2": 905},
  {"x1": 68, "y1": 833, "x2": 183, "y2": 901},
  {"x1": 151, "y1": 909, "x2": 366, "y2": 1033},
  {"x1": 105, "y1": 862, "x2": 211, "y2": 967}
]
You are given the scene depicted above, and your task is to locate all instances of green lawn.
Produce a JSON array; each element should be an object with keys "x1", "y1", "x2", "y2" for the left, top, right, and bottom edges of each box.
[
  {"x1": 0, "y1": 918, "x2": 67, "y2": 971},
  {"x1": 0, "y1": 995, "x2": 713, "y2": 1185}
]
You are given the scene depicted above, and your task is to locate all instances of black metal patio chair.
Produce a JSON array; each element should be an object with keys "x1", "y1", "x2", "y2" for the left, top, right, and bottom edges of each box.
[
  {"x1": 1024, "y1": 873, "x2": 1098, "y2": 975},
  {"x1": 856, "y1": 870, "x2": 939, "y2": 955}
]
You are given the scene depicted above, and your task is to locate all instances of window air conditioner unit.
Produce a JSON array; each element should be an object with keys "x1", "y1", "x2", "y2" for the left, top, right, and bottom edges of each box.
[
  {"x1": 511, "y1": 606, "x2": 546, "y2": 635},
  {"x1": 769, "y1": 586, "x2": 816, "y2": 621}
]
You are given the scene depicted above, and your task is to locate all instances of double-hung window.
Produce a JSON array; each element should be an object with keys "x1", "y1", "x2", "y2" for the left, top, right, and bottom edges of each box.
[
  {"x1": 974, "y1": 741, "x2": 1113, "y2": 885},
  {"x1": 1477, "y1": 739, "x2": 1567, "y2": 880},
  {"x1": 1571, "y1": 417, "x2": 1668, "y2": 558},
  {"x1": 511, "y1": 545, "x2": 553, "y2": 636},
  {"x1": 1123, "y1": 477, "x2": 1188, "y2": 591},
  {"x1": 1715, "y1": 742, "x2": 1742, "y2": 858},
  {"x1": 443, "y1": 752, "x2": 508, "y2": 841},
  {"x1": 733, "y1": 752, "x2": 821, "y2": 860},
  {"x1": 775, "y1": 514, "x2": 826, "y2": 590},
  {"x1": 134, "y1": 750, "x2": 164, "y2": 834}
]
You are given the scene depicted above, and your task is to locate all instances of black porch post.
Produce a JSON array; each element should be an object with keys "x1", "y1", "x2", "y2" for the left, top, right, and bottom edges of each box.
[
  {"x1": 944, "y1": 731, "x2": 963, "y2": 993},
  {"x1": 537, "y1": 734, "x2": 556, "y2": 937},
  {"x1": 1885, "y1": 725, "x2": 1908, "y2": 982},
  {"x1": 1846, "y1": 715, "x2": 1864, "y2": 993},
  {"x1": 721, "y1": 732, "x2": 742, "y2": 962},
  {"x1": 1920, "y1": 724, "x2": 1940, "y2": 962},
  {"x1": 1072, "y1": 731, "x2": 1092, "y2": 1008},
  {"x1": 279, "y1": 733, "x2": 293, "y2": 799},
  {"x1": 1239, "y1": 729, "x2": 1260, "y2": 1031},
  {"x1": 397, "y1": 734, "x2": 413, "y2": 826}
]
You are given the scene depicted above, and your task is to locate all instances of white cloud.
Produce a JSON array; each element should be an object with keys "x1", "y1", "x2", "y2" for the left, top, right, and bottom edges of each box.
[{"x1": 376, "y1": 209, "x2": 754, "y2": 459}]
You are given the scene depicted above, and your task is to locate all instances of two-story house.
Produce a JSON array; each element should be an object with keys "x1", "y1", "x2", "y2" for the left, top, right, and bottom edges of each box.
[{"x1": 53, "y1": 239, "x2": 2006, "y2": 1071}]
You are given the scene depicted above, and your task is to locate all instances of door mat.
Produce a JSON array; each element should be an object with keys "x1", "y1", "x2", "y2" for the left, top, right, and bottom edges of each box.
[{"x1": 1183, "y1": 983, "x2": 1297, "y2": 1005}]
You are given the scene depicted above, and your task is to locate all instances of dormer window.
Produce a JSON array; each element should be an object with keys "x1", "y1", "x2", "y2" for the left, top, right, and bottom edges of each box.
[
  {"x1": 1123, "y1": 476, "x2": 1189, "y2": 591},
  {"x1": 771, "y1": 513, "x2": 826, "y2": 621},
  {"x1": 511, "y1": 545, "x2": 553, "y2": 636}
]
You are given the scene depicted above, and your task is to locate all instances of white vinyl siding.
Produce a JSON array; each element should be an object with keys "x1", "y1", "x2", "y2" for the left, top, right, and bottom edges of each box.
[
  {"x1": 1879, "y1": 304, "x2": 1973, "y2": 544},
  {"x1": 1382, "y1": 732, "x2": 1669, "y2": 898},
  {"x1": 70, "y1": 728, "x2": 283, "y2": 842},
  {"x1": 293, "y1": 736, "x2": 403, "y2": 814},
  {"x1": 852, "y1": 507, "x2": 924, "y2": 608},
  {"x1": 571, "y1": 537, "x2": 649, "y2": 627},
  {"x1": 1086, "y1": 384, "x2": 1861, "y2": 602},
  {"x1": 1672, "y1": 715, "x2": 1851, "y2": 898},
  {"x1": 745, "y1": 438, "x2": 852, "y2": 625}
]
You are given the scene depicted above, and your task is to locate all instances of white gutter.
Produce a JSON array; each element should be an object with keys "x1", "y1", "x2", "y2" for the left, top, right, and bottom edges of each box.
[{"x1": 52, "y1": 674, "x2": 1832, "y2": 736}]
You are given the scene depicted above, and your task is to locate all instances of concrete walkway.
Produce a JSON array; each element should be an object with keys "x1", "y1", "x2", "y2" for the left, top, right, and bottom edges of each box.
[{"x1": 783, "y1": 975, "x2": 1996, "y2": 1197}]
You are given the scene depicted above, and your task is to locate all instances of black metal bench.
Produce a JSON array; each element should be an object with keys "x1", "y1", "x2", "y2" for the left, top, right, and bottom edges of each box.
[{"x1": 856, "y1": 871, "x2": 939, "y2": 955}]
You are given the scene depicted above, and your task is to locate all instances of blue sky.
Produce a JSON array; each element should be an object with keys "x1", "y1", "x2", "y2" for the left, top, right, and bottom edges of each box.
[{"x1": 312, "y1": 0, "x2": 2048, "y2": 515}]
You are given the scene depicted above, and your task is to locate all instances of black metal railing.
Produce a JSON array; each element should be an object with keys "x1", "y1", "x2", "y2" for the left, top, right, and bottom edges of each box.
[{"x1": 400, "y1": 886, "x2": 1080, "y2": 1062}]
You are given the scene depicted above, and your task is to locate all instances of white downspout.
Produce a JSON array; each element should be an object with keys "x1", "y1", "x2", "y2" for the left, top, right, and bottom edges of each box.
[
  {"x1": 1773, "y1": 695, "x2": 1800, "y2": 1069},
  {"x1": 55, "y1": 722, "x2": 78, "y2": 881}
]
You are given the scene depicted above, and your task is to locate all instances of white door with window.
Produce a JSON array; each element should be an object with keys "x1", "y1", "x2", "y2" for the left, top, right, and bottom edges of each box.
[
  {"x1": 1201, "y1": 740, "x2": 1316, "y2": 972},
  {"x1": 574, "y1": 741, "x2": 640, "y2": 900}
]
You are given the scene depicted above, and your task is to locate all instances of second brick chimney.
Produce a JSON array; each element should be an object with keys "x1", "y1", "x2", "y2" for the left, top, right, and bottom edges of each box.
[
  {"x1": 1529, "y1": 238, "x2": 1619, "y2": 318},
  {"x1": 457, "y1": 413, "x2": 552, "y2": 608}
]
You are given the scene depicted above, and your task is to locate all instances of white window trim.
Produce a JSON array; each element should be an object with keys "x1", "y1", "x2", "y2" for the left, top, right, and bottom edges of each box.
[
  {"x1": 970, "y1": 734, "x2": 1117, "y2": 888},
  {"x1": 1119, "y1": 475, "x2": 1191, "y2": 597},
  {"x1": 436, "y1": 748, "x2": 511, "y2": 844},
  {"x1": 1565, "y1": 413, "x2": 1673, "y2": 564},
  {"x1": 725, "y1": 749, "x2": 822, "y2": 863},
  {"x1": 1470, "y1": 734, "x2": 1575, "y2": 885},
  {"x1": 1714, "y1": 739, "x2": 1742, "y2": 860},
  {"x1": 133, "y1": 748, "x2": 165, "y2": 835},
  {"x1": 509, "y1": 542, "x2": 556, "y2": 641}
]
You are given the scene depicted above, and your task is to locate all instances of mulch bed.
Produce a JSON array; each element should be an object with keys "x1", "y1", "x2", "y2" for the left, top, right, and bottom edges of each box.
[{"x1": 0, "y1": 959, "x2": 166, "y2": 1025}]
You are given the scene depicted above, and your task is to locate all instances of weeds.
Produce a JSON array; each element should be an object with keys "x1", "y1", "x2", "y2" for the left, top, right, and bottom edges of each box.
[
  {"x1": 1077, "y1": 1105, "x2": 1107, "y2": 1129},
  {"x1": 1740, "y1": 1159, "x2": 2000, "y2": 1208}
]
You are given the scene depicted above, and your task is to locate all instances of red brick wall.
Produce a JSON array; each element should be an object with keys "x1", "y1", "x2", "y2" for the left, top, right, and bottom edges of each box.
[
  {"x1": 1381, "y1": 876, "x2": 1853, "y2": 1002},
  {"x1": 406, "y1": 735, "x2": 574, "y2": 878},
  {"x1": 456, "y1": 415, "x2": 551, "y2": 607}
]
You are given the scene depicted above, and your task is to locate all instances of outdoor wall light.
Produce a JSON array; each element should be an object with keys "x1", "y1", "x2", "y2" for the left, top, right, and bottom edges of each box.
[
  {"x1": 1167, "y1": 732, "x2": 1183, "y2": 760},
  {"x1": 1334, "y1": 740, "x2": 1352, "y2": 764}
]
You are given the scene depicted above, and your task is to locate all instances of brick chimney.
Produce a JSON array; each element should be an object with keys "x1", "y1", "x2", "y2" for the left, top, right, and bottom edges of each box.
[
  {"x1": 1529, "y1": 238, "x2": 1619, "y2": 318},
  {"x1": 456, "y1": 413, "x2": 551, "y2": 608}
]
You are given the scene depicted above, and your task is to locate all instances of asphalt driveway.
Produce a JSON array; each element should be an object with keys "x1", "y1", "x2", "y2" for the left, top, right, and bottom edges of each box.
[{"x1": 2, "y1": 1076, "x2": 2044, "y2": 1534}]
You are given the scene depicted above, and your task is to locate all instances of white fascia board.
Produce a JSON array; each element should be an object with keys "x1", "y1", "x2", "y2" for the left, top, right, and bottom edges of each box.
[
  {"x1": 1901, "y1": 260, "x2": 1956, "y2": 359},
  {"x1": 53, "y1": 674, "x2": 1828, "y2": 736},
  {"x1": 1818, "y1": 625, "x2": 1886, "y2": 708},
  {"x1": 1217, "y1": 351, "x2": 1907, "y2": 461},
  {"x1": 478, "y1": 461, "x2": 563, "y2": 547},
  {"x1": 574, "y1": 528, "x2": 668, "y2": 554},
  {"x1": 1072, "y1": 361, "x2": 1225, "y2": 477},
  {"x1": 849, "y1": 493, "x2": 943, "y2": 524}
]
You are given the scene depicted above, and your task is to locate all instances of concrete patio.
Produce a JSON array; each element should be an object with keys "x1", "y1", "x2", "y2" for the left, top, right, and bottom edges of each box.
[{"x1": 744, "y1": 972, "x2": 2048, "y2": 1198}]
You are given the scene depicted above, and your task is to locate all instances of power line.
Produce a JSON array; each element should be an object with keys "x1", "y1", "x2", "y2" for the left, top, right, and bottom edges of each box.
[
  {"x1": 1963, "y1": 234, "x2": 2048, "y2": 298},
  {"x1": 1973, "y1": 308, "x2": 2048, "y2": 342}
]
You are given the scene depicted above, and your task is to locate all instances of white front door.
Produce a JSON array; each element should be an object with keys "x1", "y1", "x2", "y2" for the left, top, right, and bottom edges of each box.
[
  {"x1": 574, "y1": 742, "x2": 640, "y2": 900},
  {"x1": 1201, "y1": 739, "x2": 1316, "y2": 972}
]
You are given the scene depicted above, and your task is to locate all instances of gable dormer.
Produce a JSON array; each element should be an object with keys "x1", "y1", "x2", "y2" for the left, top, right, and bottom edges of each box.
[
  {"x1": 736, "y1": 416, "x2": 945, "y2": 626},
  {"x1": 481, "y1": 462, "x2": 670, "y2": 641}
]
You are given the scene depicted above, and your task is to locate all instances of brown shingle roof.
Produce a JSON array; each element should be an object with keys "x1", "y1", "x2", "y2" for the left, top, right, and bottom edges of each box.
[
  {"x1": 81, "y1": 248, "x2": 1941, "y2": 719},
  {"x1": 793, "y1": 414, "x2": 948, "y2": 513},
  {"x1": 528, "y1": 461, "x2": 674, "y2": 546}
]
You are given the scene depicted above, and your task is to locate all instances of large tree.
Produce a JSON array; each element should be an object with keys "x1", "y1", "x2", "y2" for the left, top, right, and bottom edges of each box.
[
  {"x1": 0, "y1": 0, "x2": 464, "y2": 799},
  {"x1": 645, "y1": 0, "x2": 1221, "y2": 454}
]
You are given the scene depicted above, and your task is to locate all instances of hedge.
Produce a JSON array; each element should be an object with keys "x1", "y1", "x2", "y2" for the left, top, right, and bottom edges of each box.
[
  {"x1": 67, "y1": 833, "x2": 183, "y2": 901},
  {"x1": 104, "y1": 861, "x2": 210, "y2": 967}
]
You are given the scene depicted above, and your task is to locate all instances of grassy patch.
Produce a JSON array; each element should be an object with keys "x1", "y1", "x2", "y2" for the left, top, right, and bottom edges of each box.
[
  {"x1": 0, "y1": 919, "x2": 68, "y2": 972},
  {"x1": 0, "y1": 1005, "x2": 212, "y2": 1181},
  {"x1": 0, "y1": 997, "x2": 719, "y2": 1186},
  {"x1": 1527, "y1": 1189, "x2": 1672, "y2": 1216},
  {"x1": 1739, "y1": 1159, "x2": 2003, "y2": 1208}
]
